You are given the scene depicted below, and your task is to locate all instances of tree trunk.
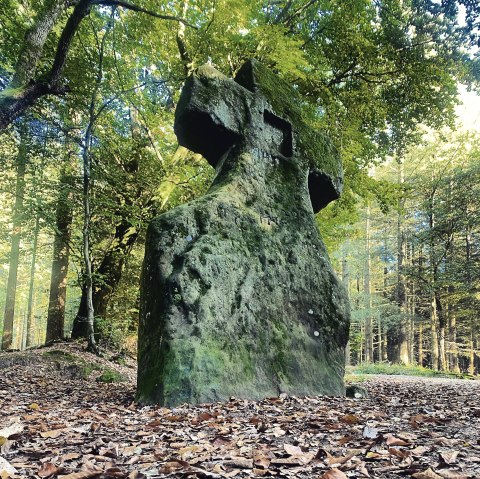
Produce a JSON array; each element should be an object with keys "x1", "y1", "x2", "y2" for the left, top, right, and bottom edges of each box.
[
  {"x1": 46, "y1": 166, "x2": 74, "y2": 343},
  {"x1": 25, "y1": 214, "x2": 41, "y2": 348},
  {"x1": 448, "y1": 304, "x2": 460, "y2": 373},
  {"x1": 11, "y1": 0, "x2": 68, "y2": 88},
  {"x1": 437, "y1": 292, "x2": 447, "y2": 371},
  {"x1": 82, "y1": 119, "x2": 97, "y2": 353},
  {"x1": 342, "y1": 253, "x2": 350, "y2": 366},
  {"x1": 430, "y1": 290, "x2": 440, "y2": 370},
  {"x1": 395, "y1": 160, "x2": 409, "y2": 364},
  {"x1": 364, "y1": 205, "x2": 374, "y2": 362},
  {"x1": 418, "y1": 322, "x2": 424, "y2": 367},
  {"x1": 2, "y1": 134, "x2": 27, "y2": 351}
]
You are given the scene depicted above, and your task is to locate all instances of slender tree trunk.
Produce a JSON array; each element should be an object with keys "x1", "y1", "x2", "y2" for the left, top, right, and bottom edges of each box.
[
  {"x1": 77, "y1": 17, "x2": 115, "y2": 354},
  {"x1": 25, "y1": 214, "x2": 41, "y2": 348},
  {"x1": 437, "y1": 292, "x2": 447, "y2": 371},
  {"x1": 176, "y1": 0, "x2": 191, "y2": 76},
  {"x1": 2, "y1": 134, "x2": 27, "y2": 351},
  {"x1": 448, "y1": 305, "x2": 460, "y2": 373},
  {"x1": 82, "y1": 119, "x2": 97, "y2": 353},
  {"x1": 430, "y1": 290, "x2": 440, "y2": 370},
  {"x1": 408, "y1": 241, "x2": 416, "y2": 363},
  {"x1": 428, "y1": 185, "x2": 440, "y2": 371},
  {"x1": 395, "y1": 160, "x2": 409, "y2": 364},
  {"x1": 342, "y1": 253, "x2": 350, "y2": 366},
  {"x1": 468, "y1": 323, "x2": 475, "y2": 375},
  {"x1": 46, "y1": 166, "x2": 74, "y2": 343},
  {"x1": 364, "y1": 205, "x2": 373, "y2": 362},
  {"x1": 418, "y1": 322, "x2": 424, "y2": 367}
]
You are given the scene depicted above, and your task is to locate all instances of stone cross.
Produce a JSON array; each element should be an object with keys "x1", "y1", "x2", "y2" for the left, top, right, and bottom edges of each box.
[
  {"x1": 174, "y1": 59, "x2": 343, "y2": 213},
  {"x1": 137, "y1": 60, "x2": 350, "y2": 407}
]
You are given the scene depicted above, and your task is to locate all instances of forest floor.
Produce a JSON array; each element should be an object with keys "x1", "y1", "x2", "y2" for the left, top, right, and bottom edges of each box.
[{"x1": 0, "y1": 343, "x2": 479, "y2": 479}]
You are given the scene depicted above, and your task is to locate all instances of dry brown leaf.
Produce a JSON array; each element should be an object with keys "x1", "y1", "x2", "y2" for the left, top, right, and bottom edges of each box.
[
  {"x1": 436, "y1": 470, "x2": 469, "y2": 479},
  {"x1": 223, "y1": 457, "x2": 254, "y2": 469},
  {"x1": 58, "y1": 470, "x2": 102, "y2": 479},
  {"x1": 284, "y1": 444, "x2": 303, "y2": 456},
  {"x1": 412, "y1": 467, "x2": 443, "y2": 479},
  {"x1": 327, "y1": 450, "x2": 358, "y2": 465},
  {"x1": 386, "y1": 434, "x2": 410, "y2": 446},
  {"x1": 158, "y1": 460, "x2": 190, "y2": 474},
  {"x1": 388, "y1": 447, "x2": 410, "y2": 459},
  {"x1": 253, "y1": 447, "x2": 273, "y2": 469},
  {"x1": 439, "y1": 451, "x2": 459, "y2": 465},
  {"x1": 410, "y1": 446, "x2": 431, "y2": 457},
  {"x1": 103, "y1": 467, "x2": 126, "y2": 478},
  {"x1": 164, "y1": 415, "x2": 182, "y2": 422},
  {"x1": 341, "y1": 414, "x2": 360, "y2": 424},
  {"x1": 320, "y1": 468, "x2": 348, "y2": 479},
  {"x1": 40, "y1": 428, "x2": 67, "y2": 438},
  {"x1": 38, "y1": 462, "x2": 65, "y2": 478},
  {"x1": 356, "y1": 461, "x2": 370, "y2": 477}
]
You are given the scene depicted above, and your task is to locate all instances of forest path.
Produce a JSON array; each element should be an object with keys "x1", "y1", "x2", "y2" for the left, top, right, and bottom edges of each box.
[{"x1": 0, "y1": 343, "x2": 478, "y2": 478}]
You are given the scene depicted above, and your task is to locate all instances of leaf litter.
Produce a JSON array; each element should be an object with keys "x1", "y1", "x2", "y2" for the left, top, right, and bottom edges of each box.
[{"x1": 0, "y1": 344, "x2": 479, "y2": 478}]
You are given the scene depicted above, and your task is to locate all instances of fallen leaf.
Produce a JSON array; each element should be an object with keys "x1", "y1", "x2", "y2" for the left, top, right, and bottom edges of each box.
[
  {"x1": 436, "y1": 470, "x2": 469, "y2": 479},
  {"x1": 0, "y1": 422, "x2": 23, "y2": 439},
  {"x1": 29, "y1": 403, "x2": 40, "y2": 411},
  {"x1": 59, "y1": 471, "x2": 103, "y2": 479},
  {"x1": 284, "y1": 444, "x2": 303, "y2": 456},
  {"x1": 388, "y1": 447, "x2": 410, "y2": 459},
  {"x1": 341, "y1": 414, "x2": 360, "y2": 424},
  {"x1": 223, "y1": 457, "x2": 254, "y2": 469},
  {"x1": 439, "y1": 451, "x2": 459, "y2": 465},
  {"x1": 38, "y1": 462, "x2": 65, "y2": 478},
  {"x1": 320, "y1": 469, "x2": 348, "y2": 479},
  {"x1": 0, "y1": 457, "x2": 17, "y2": 478},
  {"x1": 412, "y1": 467, "x2": 443, "y2": 479},
  {"x1": 158, "y1": 460, "x2": 190, "y2": 474},
  {"x1": 363, "y1": 425, "x2": 379, "y2": 439},
  {"x1": 386, "y1": 434, "x2": 410, "y2": 446},
  {"x1": 41, "y1": 428, "x2": 67, "y2": 438},
  {"x1": 327, "y1": 450, "x2": 358, "y2": 465}
]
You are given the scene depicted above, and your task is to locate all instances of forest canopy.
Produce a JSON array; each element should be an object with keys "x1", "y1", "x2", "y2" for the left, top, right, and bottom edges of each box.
[{"x1": 0, "y1": 0, "x2": 479, "y2": 371}]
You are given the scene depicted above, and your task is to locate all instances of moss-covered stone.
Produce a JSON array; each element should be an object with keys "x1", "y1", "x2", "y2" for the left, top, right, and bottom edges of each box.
[{"x1": 137, "y1": 60, "x2": 350, "y2": 406}]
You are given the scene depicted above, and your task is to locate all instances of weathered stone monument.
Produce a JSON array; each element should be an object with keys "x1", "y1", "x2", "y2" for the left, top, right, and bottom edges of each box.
[{"x1": 137, "y1": 59, "x2": 350, "y2": 406}]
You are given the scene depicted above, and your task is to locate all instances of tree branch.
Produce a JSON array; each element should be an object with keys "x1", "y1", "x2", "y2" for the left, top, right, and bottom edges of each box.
[{"x1": 91, "y1": 0, "x2": 198, "y2": 28}]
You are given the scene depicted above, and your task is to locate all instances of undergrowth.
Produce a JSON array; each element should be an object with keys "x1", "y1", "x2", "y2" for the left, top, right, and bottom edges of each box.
[{"x1": 345, "y1": 362, "x2": 475, "y2": 380}]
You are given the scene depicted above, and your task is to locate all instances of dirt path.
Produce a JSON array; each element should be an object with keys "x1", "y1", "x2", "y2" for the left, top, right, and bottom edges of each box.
[{"x1": 0, "y1": 345, "x2": 478, "y2": 478}]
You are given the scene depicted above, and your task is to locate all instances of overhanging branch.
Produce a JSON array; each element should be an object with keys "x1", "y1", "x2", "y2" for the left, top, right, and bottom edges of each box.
[{"x1": 91, "y1": 0, "x2": 198, "y2": 28}]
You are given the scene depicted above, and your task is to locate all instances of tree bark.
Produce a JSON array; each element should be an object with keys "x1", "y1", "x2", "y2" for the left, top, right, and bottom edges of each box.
[
  {"x1": 11, "y1": 0, "x2": 69, "y2": 88},
  {"x1": 25, "y1": 214, "x2": 41, "y2": 348},
  {"x1": 342, "y1": 253, "x2": 350, "y2": 366},
  {"x1": 396, "y1": 160, "x2": 409, "y2": 364},
  {"x1": 46, "y1": 165, "x2": 74, "y2": 343},
  {"x1": 364, "y1": 204, "x2": 373, "y2": 362},
  {"x1": 1, "y1": 134, "x2": 27, "y2": 351}
]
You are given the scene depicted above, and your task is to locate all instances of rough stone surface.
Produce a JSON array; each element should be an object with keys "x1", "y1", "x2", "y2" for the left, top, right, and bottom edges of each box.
[{"x1": 137, "y1": 60, "x2": 350, "y2": 406}]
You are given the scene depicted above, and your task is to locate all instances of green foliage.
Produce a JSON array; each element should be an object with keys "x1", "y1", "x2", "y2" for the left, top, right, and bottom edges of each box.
[
  {"x1": 96, "y1": 368, "x2": 125, "y2": 383},
  {"x1": 349, "y1": 362, "x2": 472, "y2": 379}
]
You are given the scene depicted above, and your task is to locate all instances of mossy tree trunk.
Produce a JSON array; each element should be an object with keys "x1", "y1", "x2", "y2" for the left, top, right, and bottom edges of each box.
[{"x1": 46, "y1": 165, "x2": 74, "y2": 343}]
